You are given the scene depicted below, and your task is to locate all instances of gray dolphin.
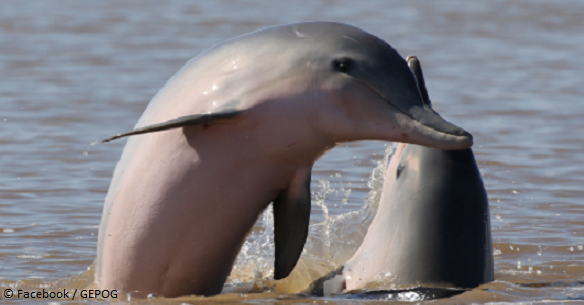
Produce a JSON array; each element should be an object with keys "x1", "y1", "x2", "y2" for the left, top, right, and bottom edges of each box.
[
  {"x1": 310, "y1": 56, "x2": 493, "y2": 297},
  {"x1": 96, "y1": 23, "x2": 474, "y2": 298}
]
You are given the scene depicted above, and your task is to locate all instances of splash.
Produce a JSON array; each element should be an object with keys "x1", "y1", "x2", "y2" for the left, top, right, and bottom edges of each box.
[
  {"x1": 225, "y1": 205, "x2": 276, "y2": 293},
  {"x1": 227, "y1": 143, "x2": 397, "y2": 293}
]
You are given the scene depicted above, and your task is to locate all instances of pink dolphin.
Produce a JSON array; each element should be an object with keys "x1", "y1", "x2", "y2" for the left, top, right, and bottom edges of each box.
[{"x1": 96, "y1": 23, "x2": 473, "y2": 298}]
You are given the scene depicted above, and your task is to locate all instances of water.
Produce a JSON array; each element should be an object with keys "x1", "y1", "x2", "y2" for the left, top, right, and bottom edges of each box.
[{"x1": 1, "y1": 0, "x2": 583, "y2": 303}]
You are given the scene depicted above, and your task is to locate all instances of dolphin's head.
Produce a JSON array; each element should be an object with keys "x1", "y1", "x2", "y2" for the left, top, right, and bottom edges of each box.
[
  {"x1": 290, "y1": 22, "x2": 472, "y2": 150},
  {"x1": 342, "y1": 142, "x2": 493, "y2": 289}
]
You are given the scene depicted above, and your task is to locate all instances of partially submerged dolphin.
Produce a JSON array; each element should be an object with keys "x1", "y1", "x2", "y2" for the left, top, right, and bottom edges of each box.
[
  {"x1": 310, "y1": 56, "x2": 493, "y2": 297},
  {"x1": 96, "y1": 22, "x2": 473, "y2": 298}
]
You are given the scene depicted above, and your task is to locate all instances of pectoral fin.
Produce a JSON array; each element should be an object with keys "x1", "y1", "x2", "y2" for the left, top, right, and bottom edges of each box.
[
  {"x1": 273, "y1": 168, "x2": 312, "y2": 280},
  {"x1": 101, "y1": 110, "x2": 241, "y2": 143}
]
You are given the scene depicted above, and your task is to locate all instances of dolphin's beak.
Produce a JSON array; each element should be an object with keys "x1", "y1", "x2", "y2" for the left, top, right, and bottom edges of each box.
[
  {"x1": 353, "y1": 60, "x2": 473, "y2": 150},
  {"x1": 403, "y1": 104, "x2": 473, "y2": 150}
]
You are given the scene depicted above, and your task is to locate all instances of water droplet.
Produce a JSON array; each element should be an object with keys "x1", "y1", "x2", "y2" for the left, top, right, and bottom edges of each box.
[
  {"x1": 3, "y1": 228, "x2": 14, "y2": 233},
  {"x1": 510, "y1": 245, "x2": 514, "y2": 250}
]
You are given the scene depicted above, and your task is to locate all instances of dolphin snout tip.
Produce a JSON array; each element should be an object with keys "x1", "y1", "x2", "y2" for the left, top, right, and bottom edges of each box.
[
  {"x1": 459, "y1": 132, "x2": 474, "y2": 149},
  {"x1": 447, "y1": 131, "x2": 473, "y2": 150}
]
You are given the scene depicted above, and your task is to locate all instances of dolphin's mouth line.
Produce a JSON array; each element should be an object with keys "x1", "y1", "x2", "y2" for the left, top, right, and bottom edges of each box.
[{"x1": 350, "y1": 78, "x2": 462, "y2": 138}]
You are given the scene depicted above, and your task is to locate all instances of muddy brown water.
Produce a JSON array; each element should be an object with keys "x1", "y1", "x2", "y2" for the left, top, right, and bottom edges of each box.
[{"x1": 1, "y1": 1, "x2": 583, "y2": 303}]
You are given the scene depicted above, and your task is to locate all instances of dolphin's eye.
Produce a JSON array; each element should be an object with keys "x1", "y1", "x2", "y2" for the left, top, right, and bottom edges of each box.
[
  {"x1": 332, "y1": 58, "x2": 354, "y2": 73},
  {"x1": 396, "y1": 164, "x2": 404, "y2": 179}
]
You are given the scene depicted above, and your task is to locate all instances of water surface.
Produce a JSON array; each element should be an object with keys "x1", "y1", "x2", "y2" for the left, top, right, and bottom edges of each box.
[{"x1": 1, "y1": 1, "x2": 584, "y2": 303}]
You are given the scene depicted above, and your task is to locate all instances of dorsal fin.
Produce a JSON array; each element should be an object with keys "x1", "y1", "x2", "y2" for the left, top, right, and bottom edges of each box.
[{"x1": 406, "y1": 55, "x2": 432, "y2": 108}]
